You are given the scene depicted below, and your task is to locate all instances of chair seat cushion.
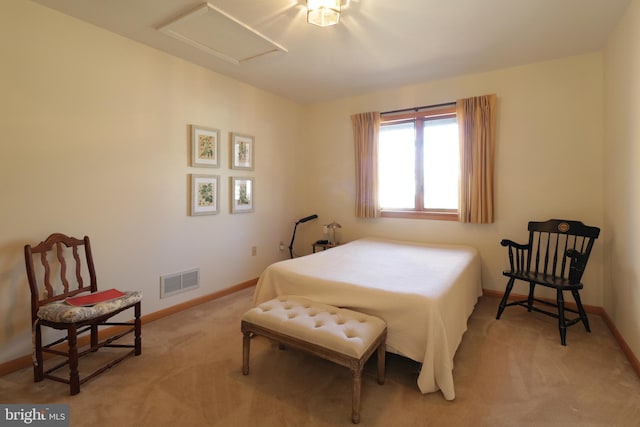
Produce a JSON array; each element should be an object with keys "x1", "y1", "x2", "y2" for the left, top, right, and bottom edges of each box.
[{"x1": 37, "y1": 291, "x2": 142, "y2": 323}]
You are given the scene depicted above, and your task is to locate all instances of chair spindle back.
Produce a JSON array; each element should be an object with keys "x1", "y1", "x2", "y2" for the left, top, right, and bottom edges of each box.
[
  {"x1": 24, "y1": 233, "x2": 98, "y2": 320},
  {"x1": 527, "y1": 219, "x2": 599, "y2": 284}
]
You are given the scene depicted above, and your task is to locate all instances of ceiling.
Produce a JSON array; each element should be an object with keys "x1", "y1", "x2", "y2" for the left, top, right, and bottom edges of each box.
[{"x1": 31, "y1": 0, "x2": 631, "y2": 104}]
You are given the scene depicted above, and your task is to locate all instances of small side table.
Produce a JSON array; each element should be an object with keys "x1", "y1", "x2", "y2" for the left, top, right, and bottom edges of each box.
[{"x1": 312, "y1": 242, "x2": 339, "y2": 253}]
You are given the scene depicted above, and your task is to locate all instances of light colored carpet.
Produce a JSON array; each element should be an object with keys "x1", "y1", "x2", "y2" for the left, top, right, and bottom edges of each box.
[{"x1": 2, "y1": 286, "x2": 640, "y2": 426}]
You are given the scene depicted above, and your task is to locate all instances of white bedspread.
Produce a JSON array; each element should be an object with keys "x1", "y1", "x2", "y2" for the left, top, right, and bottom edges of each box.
[{"x1": 253, "y1": 237, "x2": 482, "y2": 400}]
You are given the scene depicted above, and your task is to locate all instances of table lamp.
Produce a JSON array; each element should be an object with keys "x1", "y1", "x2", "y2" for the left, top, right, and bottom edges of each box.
[{"x1": 326, "y1": 221, "x2": 342, "y2": 244}]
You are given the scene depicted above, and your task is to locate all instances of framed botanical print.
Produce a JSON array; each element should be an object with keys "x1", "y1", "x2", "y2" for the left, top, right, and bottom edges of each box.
[
  {"x1": 190, "y1": 174, "x2": 219, "y2": 216},
  {"x1": 230, "y1": 177, "x2": 254, "y2": 213},
  {"x1": 230, "y1": 132, "x2": 254, "y2": 170},
  {"x1": 191, "y1": 125, "x2": 220, "y2": 168}
]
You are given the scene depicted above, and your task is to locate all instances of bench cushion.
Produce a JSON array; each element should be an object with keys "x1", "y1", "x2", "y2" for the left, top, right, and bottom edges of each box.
[{"x1": 242, "y1": 295, "x2": 386, "y2": 359}]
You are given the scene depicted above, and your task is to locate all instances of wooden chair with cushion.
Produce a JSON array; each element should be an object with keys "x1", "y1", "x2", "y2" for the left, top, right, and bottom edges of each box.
[
  {"x1": 496, "y1": 219, "x2": 600, "y2": 345},
  {"x1": 24, "y1": 233, "x2": 142, "y2": 395}
]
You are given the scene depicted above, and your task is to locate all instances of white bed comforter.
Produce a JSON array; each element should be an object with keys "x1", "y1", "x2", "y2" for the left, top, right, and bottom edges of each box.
[{"x1": 253, "y1": 237, "x2": 482, "y2": 400}]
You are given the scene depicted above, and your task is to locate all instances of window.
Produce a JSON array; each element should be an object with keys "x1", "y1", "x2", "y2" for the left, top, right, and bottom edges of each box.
[{"x1": 379, "y1": 106, "x2": 459, "y2": 220}]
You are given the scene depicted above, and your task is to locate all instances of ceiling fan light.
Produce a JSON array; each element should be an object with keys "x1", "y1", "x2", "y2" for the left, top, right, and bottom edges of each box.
[{"x1": 307, "y1": 0, "x2": 341, "y2": 27}]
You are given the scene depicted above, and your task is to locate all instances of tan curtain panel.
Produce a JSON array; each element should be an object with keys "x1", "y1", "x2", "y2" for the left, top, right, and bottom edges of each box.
[
  {"x1": 351, "y1": 112, "x2": 381, "y2": 218},
  {"x1": 457, "y1": 94, "x2": 497, "y2": 224}
]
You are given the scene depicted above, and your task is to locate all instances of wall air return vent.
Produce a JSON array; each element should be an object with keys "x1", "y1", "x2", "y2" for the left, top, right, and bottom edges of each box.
[
  {"x1": 160, "y1": 268, "x2": 200, "y2": 299},
  {"x1": 157, "y1": 2, "x2": 288, "y2": 65}
]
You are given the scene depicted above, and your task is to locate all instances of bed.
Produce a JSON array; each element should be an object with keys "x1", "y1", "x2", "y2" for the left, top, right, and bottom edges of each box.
[{"x1": 253, "y1": 237, "x2": 482, "y2": 400}]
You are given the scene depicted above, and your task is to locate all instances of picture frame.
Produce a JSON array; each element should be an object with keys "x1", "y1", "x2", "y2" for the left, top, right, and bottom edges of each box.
[
  {"x1": 191, "y1": 125, "x2": 220, "y2": 168},
  {"x1": 230, "y1": 177, "x2": 254, "y2": 213},
  {"x1": 190, "y1": 174, "x2": 220, "y2": 216},
  {"x1": 230, "y1": 132, "x2": 254, "y2": 170}
]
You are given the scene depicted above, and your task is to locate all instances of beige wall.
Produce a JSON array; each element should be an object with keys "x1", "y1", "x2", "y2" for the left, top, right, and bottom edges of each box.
[
  {"x1": 0, "y1": 0, "x2": 305, "y2": 363},
  {"x1": 604, "y1": 0, "x2": 640, "y2": 361},
  {"x1": 302, "y1": 53, "x2": 605, "y2": 302}
]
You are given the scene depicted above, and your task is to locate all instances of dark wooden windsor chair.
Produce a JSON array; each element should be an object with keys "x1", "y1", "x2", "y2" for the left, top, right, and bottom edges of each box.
[
  {"x1": 496, "y1": 219, "x2": 600, "y2": 345},
  {"x1": 24, "y1": 233, "x2": 142, "y2": 394}
]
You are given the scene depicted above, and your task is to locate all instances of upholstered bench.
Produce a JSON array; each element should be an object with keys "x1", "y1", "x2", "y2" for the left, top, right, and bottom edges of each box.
[{"x1": 241, "y1": 295, "x2": 387, "y2": 424}]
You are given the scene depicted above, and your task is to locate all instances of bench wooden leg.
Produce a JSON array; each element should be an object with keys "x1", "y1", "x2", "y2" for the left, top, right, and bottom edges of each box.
[
  {"x1": 377, "y1": 342, "x2": 386, "y2": 385},
  {"x1": 242, "y1": 331, "x2": 251, "y2": 375},
  {"x1": 351, "y1": 364, "x2": 362, "y2": 424}
]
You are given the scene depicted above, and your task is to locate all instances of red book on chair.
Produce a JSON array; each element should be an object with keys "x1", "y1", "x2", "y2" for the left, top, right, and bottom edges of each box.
[{"x1": 65, "y1": 289, "x2": 126, "y2": 306}]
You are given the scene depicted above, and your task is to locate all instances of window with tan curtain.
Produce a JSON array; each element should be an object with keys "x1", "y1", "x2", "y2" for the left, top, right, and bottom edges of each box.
[{"x1": 352, "y1": 94, "x2": 496, "y2": 223}]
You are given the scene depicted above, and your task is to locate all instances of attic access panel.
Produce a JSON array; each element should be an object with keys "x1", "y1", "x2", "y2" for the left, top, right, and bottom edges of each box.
[{"x1": 158, "y1": 2, "x2": 287, "y2": 65}]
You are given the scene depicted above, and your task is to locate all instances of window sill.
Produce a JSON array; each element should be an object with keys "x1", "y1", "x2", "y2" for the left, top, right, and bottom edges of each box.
[{"x1": 380, "y1": 210, "x2": 458, "y2": 221}]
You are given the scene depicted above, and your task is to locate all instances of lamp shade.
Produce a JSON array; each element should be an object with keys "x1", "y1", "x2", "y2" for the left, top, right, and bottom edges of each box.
[
  {"x1": 326, "y1": 221, "x2": 342, "y2": 229},
  {"x1": 307, "y1": 0, "x2": 341, "y2": 27}
]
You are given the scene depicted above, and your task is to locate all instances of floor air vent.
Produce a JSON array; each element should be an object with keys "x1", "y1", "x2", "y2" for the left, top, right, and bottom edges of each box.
[{"x1": 160, "y1": 268, "x2": 199, "y2": 299}]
